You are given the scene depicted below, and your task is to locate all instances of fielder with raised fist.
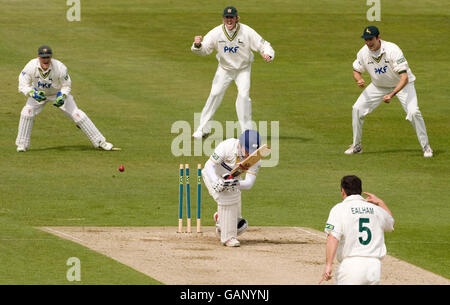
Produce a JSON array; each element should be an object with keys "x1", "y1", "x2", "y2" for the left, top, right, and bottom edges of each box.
[
  {"x1": 191, "y1": 6, "x2": 275, "y2": 139},
  {"x1": 16, "y1": 45, "x2": 115, "y2": 152}
]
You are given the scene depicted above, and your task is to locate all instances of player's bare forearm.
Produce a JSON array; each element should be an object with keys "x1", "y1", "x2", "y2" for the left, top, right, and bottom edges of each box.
[
  {"x1": 319, "y1": 234, "x2": 338, "y2": 284},
  {"x1": 325, "y1": 234, "x2": 338, "y2": 266},
  {"x1": 394, "y1": 72, "x2": 409, "y2": 93},
  {"x1": 383, "y1": 73, "x2": 408, "y2": 103},
  {"x1": 353, "y1": 70, "x2": 365, "y2": 88}
]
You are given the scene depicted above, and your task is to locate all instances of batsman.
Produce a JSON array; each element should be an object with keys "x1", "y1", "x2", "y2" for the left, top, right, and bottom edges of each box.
[{"x1": 202, "y1": 130, "x2": 266, "y2": 247}]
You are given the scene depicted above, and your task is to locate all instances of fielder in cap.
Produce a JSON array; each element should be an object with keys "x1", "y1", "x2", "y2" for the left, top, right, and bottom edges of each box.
[
  {"x1": 16, "y1": 45, "x2": 115, "y2": 152},
  {"x1": 319, "y1": 175, "x2": 394, "y2": 285},
  {"x1": 191, "y1": 7, "x2": 275, "y2": 139},
  {"x1": 346, "y1": 26, "x2": 433, "y2": 157},
  {"x1": 202, "y1": 130, "x2": 262, "y2": 247}
]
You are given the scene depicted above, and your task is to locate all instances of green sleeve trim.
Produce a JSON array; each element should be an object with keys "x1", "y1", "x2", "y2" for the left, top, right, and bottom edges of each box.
[{"x1": 398, "y1": 70, "x2": 407, "y2": 74}]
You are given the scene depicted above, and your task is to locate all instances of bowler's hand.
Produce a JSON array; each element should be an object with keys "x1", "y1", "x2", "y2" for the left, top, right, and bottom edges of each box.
[
  {"x1": 261, "y1": 53, "x2": 272, "y2": 62},
  {"x1": 318, "y1": 264, "x2": 333, "y2": 284},
  {"x1": 194, "y1": 36, "x2": 203, "y2": 48},
  {"x1": 363, "y1": 192, "x2": 383, "y2": 206}
]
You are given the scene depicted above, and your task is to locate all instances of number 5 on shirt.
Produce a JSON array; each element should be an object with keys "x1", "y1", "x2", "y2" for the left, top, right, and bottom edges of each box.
[{"x1": 359, "y1": 218, "x2": 372, "y2": 245}]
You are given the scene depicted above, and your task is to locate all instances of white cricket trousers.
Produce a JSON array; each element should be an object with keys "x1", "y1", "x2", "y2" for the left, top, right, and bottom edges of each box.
[
  {"x1": 197, "y1": 65, "x2": 252, "y2": 134},
  {"x1": 352, "y1": 82, "x2": 430, "y2": 149},
  {"x1": 335, "y1": 257, "x2": 381, "y2": 285},
  {"x1": 203, "y1": 173, "x2": 242, "y2": 244},
  {"x1": 16, "y1": 94, "x2": 106, "y2": 149}
]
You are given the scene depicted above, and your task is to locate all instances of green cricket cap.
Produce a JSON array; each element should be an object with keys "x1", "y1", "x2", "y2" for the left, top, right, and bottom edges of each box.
[
  {"x1": 223, "y1": 6, "x2": 238, "y2": 17},
  {"x1": 38, "y1": 45, "x2": 53, "y2": 58},
  {"x1": 361, "y1": 26, "x2": 380, "y2": 39}
]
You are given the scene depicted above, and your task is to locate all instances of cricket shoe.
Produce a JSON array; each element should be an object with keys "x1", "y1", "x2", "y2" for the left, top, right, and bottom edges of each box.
[
  {"x1": 423, "y1": 146, "x2": 433, "y2": 158},
  {"x1": 344, "y1": 144, "x2": 362, "y2": 155},
  {"x1": 16, "y1": 145, "x2": 27, "y2": 152},
  {"x1": 99, "y1": 141, "x2": 114, "y2": 151},
  {"x1": 192, "y1": 130, "x2": 211, "y2": 140},
  {"x1": 237, "y1": 218, "x2": 248, "y2": 236},
  {"x1": 224, "y1": 237, "x2": 240, "y2": 247}
]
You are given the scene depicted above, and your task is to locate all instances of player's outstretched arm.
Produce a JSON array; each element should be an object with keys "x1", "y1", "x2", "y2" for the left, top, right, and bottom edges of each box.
[
  {"x1": 249, "y1": 27, "x2": 274, "y2": 62},
  {"x1": 191, "y1": 34, "x2": 214, "y2": 56}
]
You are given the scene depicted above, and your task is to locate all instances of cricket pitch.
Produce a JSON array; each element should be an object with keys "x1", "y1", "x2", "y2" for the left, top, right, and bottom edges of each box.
[{"x1": 40, "y1": 226, "x2": 449, "y2": 285}]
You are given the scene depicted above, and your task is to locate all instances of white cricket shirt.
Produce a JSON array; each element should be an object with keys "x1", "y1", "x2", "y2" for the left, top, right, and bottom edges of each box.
[
  {"x1": 191, "y1": 23, "x2": 275, "y2": 71},
  {"x1": 19, "y1": 58, "x2": 71, "y2": 97},
  {"x1": 210, "y1": 138, "x2": 261, "y2": 178},
  {"x1": 324, "y1": 195, "x2": 394, "y2": 262},
  {"x1": 353, "y1": 40, "x2": 415, "y2": 88}
]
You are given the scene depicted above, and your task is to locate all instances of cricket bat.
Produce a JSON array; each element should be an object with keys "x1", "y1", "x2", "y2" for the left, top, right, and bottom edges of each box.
[{"x1": 225, "y1": 144, "x2": 271, "y2": 179}]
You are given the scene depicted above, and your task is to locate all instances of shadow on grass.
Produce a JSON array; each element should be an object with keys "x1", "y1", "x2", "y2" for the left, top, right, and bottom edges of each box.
[
  {"x1": 363, "y1": 149, "x2": 443, "y2": 156},
  {"x1": 275, "y1": 136, "x2": 313, "y2": 142},
  {"x1": 30, "y1": 145, "x2": 93, "y2": 152}
]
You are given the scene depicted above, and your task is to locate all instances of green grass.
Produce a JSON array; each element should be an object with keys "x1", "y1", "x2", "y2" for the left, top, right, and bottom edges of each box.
[{"x1": 0, "y1": 0, "x2": 449, "y2": 283}]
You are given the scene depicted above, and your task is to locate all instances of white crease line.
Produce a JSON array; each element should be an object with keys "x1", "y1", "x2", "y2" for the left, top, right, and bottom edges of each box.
[
  {"x1": 41, "y1": 227, "x2": 84, "y2": 243},
  {"x1": 293, "y1": 227, "x2": 327, "y2": 240}
]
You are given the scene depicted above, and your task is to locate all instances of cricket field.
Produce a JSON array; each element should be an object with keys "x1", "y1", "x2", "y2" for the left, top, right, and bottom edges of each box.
[{"x1": 0, "y1": 0, "x2": 448, "y2": 285}]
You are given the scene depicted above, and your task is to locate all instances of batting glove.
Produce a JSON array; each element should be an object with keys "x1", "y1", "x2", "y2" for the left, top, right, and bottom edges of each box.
[
  {"x1": 223, "y1": 178, "x2": 240, "y2": 191},
  {"x1": 29, "y1": 89, "x2": 46, "y2": 102},
  {"x1": 54, "y1": 92, "x2": 66, "y2": 107},
  {"x1": 212, "y1": 179, "x2": 226, "y2": 192}
]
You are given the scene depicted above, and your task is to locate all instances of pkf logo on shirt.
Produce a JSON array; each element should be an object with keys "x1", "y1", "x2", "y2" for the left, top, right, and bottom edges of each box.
[
  {"x1": 374, "y1": 66, "x2": 387, "y2": 74},
  {"x1": 38, "y1": 81, "x2": 52, "y2": 89},
  {"x1": 224, "y1": 46, "x2": 239, "y2": 53}
]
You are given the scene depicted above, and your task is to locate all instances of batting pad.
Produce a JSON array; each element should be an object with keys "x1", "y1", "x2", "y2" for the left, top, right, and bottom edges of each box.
[
  {"x1": 15, "y1": 114, "x2": 34, "y2": 148},
  {"x1": 218, "y1": 203, "x2": 238, "y2": 243},
  {"x1": 76, "y1": 114, "x2": 106, "y2": 148}
]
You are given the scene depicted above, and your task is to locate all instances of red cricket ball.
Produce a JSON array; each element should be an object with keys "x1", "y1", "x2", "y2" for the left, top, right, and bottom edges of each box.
[{"x1": 118, "y1": 165, "x2": 125, "y2": 172}]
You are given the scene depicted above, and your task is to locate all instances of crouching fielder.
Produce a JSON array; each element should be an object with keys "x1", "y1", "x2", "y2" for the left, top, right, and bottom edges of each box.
[
  {"x1": 202, "y1": 130, "x2": 262, "y2": 247},
  {"x1": 16, "y1": 45, "x2": 114, "y2": 152},
  {"x1": 346, "y1": 26, "x2": 432, "y2": 157}
]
